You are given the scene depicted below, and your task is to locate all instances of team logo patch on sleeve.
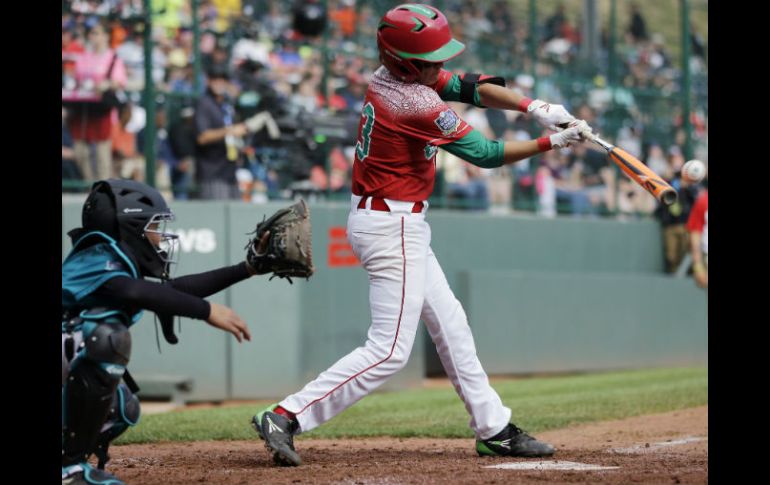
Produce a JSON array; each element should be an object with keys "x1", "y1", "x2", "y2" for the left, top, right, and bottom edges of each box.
[{"x1": 434, "y1": 109, "x2": 460, "y2": 136}]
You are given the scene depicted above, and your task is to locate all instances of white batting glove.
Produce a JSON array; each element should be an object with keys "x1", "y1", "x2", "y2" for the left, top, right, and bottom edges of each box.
[
  {"x1": 527, "y1": 99, "x2": 576, "y2": 131},
  {"x1": 549, "y1": 124, "x2": 585, "y2": 149},
  {"x1": 570, "y1": 119, "x2": 594, "y2": 141}
]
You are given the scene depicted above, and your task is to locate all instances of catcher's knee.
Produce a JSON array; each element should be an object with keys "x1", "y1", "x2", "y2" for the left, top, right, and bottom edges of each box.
[{"x1": 82, "y1": 320, "x2": 132, "y2": 367}]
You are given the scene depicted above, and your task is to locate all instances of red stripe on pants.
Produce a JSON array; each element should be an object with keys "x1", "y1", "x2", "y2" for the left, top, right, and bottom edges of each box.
[{"x1": 297, "y1": 217, "x2": 406, "y2": 415}]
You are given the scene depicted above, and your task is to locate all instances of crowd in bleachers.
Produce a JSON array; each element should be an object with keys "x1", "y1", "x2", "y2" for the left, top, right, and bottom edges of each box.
[{"x1": 62, "y1": 0, "x2": 707, "y2": 224}]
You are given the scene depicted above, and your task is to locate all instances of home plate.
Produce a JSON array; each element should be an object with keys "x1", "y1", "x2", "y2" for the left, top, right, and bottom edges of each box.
[{"x1": 484, "y1": 460, "x2": 620, "y2": 471}]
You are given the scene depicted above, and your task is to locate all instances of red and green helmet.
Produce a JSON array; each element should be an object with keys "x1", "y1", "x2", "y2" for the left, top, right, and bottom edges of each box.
[{"x1": 377, "y1": 3, "x2": 465, "y2": 82}]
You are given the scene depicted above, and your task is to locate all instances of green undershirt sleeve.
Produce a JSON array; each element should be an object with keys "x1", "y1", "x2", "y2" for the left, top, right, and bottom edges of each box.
[{"x1": 442, "y1": 129, "x2": 505, "y2": 168}]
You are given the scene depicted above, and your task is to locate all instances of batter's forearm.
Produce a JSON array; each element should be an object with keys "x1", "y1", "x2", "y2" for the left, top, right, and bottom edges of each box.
[
  {"x1": 502, "y1": 139, "x2": 548, "y2": 164},
  {"x1": 477, "y1": 83, "x2": 530, "y2": 112},
  {"x1": 444, "y1": 129, "x2": 553, "y2": 168}
]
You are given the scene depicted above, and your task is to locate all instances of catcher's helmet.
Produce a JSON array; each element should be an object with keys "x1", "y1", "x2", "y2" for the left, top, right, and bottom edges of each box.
[
  {"x1": 377, "y1": 3, "x2": 465, "y2": 82},
  {"x1": 82, "y1": 179, "x2": 179, "y2": 280}
]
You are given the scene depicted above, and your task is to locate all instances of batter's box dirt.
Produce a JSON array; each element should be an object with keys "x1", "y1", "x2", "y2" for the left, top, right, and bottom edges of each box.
[{"x1": 108, "y1": 406, "x2": 707, "y2": 484}]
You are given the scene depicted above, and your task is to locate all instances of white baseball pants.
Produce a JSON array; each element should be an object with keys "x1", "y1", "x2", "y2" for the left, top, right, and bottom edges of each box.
[{"x1": 279, "y1": 195, "x2": 511, "y2": 440}]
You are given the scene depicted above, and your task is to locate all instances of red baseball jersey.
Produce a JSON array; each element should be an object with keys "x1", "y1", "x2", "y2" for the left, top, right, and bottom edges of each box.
[
  {"x1": 686, "y1": 190, "x2": 708, "y2": 254},
  {"x1": 351, "y1": 66, "x2": 472, "y2": 201}
]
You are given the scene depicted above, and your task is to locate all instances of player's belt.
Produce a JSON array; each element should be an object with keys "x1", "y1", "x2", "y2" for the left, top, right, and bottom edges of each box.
[{"x1": 357, "y1": 197, "x2": 424, "y2": 213}]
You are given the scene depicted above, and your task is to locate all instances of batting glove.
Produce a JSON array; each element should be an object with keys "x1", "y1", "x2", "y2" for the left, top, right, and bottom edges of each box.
[
  {"x1": 549, "y1": 124, "x2": 585, "y2": 149},
  {"x1": 570, "y1": 119, "x2": 594, "y2": 141},
  {"x1": 528, "y1": 99, "x2": 576, "y2": 131}
]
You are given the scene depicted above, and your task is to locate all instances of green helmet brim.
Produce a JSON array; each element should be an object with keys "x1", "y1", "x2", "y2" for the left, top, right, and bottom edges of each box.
[{"x1": 394, "y1": 37, "x2": 466, "y2": 63}]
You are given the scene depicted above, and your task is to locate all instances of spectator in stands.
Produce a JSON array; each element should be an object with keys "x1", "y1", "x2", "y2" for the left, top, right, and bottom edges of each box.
[
  {"x1": 628, "y1": 3, "x2": 648, "y2": 43},
  {"x1": 563, "y1": 144, "x2": 602, "y2": 217},
  {"x1": 108, "y1": 17, "x2": 128, "y2": 49},
  {"x1": 61, "y1": 0, "x2": 706, "y2": 219},
  {"x1": 646, "y1": 144, "x2": 669, "y2": 179},
  {"x1": 194, "y1": 66, "x2": 248, "y2": 199},
  {"x1": 62, "y1": 26, "x2": 85, "y2": 80},
  {"x1": 261, "y1": 1, "x2": 291, "y2": 40},
  {"x1": 687, "y1": 183, "x2": 708, "y2": 289},
  {"x1": 62, "y1": 107, "x2": 82, "y2": 182},
  {"x1": 648, "y1": 33, "x2": 672, "y2": 72},
  {"x1": 544, "y1": 3, "x2": 567, "y2": 42},
  {"x1": 509, "y1": 117, "x2": 536, "y2": 211},
  {"x1": 654, "y1": 167, "x2": 700, "y2": 273},
  {"x1": 202, "y1": 40, "x2": 230, "y2": 76},
  {"x1": 337, "y1": 72, "x2": 367, "y2": 113},
  {"x1": 168, "y1": 106, "x2": 197, "y2": 200},
  {"x1": 463, "y1": 3, "x2": 493, "y2": 42},
  {"x1": 487, "y1": 1, "x2": 514, "y2": 36},
  {"x1": 569, "y1": 141, "x2": 615, "y2": 215},
  {"x1": 167, "y1": 62, "x2": 196, "y2": 94},
  {"x1": 154, "y1": 106, "x2": 176, "y2": 200},
  {"x1": 68, "y1": 20, "x2": 127, "y2": 181},
  {"x1": 690, "y1": 22, "x2": 707, "y2": 62},
  {"x1": 116, "y1": 28, "x2": 168, "y2": 92},
  {"x1": 111, "y1": 102, "x2": 144, "y2": 181},
  {"x1": 617, "y1": 177, "x2": 656, "y2": 219},
  {"x1": 330, "y1": 0, "x2": 358, "y2": 40},
  {"x1": 438, "y1": 149, "x2": 489, "y2": 212},
  {"x1": 535, "y1": 150, "x2": 558, "y2": 218}
]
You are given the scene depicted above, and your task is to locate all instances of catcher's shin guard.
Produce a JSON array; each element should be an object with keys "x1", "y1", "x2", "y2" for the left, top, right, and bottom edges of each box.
[
  {"x1": 94, "y1": 383, "x2": 140, "y2": 469},
  {"x1": 62, "y1": 321, "x2": 131, "y2": 467}
]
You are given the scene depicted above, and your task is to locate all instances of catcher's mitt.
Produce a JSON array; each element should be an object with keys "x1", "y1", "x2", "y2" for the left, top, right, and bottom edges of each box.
[{"x1": 245, "y1": 199, "x2": 314, "y2": 283}]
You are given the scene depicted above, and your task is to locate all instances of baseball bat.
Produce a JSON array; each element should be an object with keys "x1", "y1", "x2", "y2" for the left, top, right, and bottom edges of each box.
[{"x1": 587, "y1": 134, "x2": 678, "y2": 206}]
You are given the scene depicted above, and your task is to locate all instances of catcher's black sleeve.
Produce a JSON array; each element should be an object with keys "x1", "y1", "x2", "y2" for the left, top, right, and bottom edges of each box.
[
  {"x1": 94, "y1": 277, "x2": 211, "y2": 320},
  {"x1": 168, "y1": 262, "x2": 252, "y2": 298}
]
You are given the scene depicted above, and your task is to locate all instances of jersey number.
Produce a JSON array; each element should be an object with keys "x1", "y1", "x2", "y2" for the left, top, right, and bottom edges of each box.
[{"x1": 355, "y1": 102, "x2": 375, "y2": 161}]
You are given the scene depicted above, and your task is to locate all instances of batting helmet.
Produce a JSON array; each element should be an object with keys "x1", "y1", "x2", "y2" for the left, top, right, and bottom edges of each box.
[
  {"x1": 377, "y1": 3, "x2": 465, "y2": 82},
  {"x1": 82, "y1": 179, "x2": 179, "y2": 280}
]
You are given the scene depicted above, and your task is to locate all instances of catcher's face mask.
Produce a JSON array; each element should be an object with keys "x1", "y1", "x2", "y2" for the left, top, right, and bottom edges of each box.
[{"x1": 144, "y1": 212, "x2": 180, "y2": 277}]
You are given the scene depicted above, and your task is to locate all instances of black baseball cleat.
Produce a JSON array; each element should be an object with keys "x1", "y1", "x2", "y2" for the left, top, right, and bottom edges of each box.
[
  {"x1": 476, "y1": 423, "x2": 556, "y2": 457},
  {"x1": 252, "y1": 405, "x2": 302, "y2": 466}
]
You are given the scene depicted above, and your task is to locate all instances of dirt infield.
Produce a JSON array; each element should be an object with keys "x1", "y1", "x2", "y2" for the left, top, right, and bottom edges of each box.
[{"x1": 109, "y1": 406, "x2": 707, "y2": 484}]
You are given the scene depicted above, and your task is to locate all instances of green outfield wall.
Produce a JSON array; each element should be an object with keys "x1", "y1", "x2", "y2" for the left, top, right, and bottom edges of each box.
[{"x1": 62, "y1": 200, "x2": 707, "y2": 401}]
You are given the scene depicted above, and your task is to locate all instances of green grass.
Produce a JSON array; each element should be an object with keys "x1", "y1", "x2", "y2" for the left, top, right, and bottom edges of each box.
[{"x1": 117, "y1": 367, "x2": 706, "y2": 445}]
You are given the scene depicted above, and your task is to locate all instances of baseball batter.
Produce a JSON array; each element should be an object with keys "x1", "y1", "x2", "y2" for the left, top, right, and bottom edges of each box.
[{"x1": 253, "y1": 3, "x2": 591, "y2": 466}]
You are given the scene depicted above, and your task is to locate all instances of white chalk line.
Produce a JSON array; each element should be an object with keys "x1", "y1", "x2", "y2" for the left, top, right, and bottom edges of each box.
[
  {"x1": 608, "y1": 435, "x2": 706, "y2": 454},
  {"x1": 484, "y1": 460, "x2": 620, "y2": 471}
]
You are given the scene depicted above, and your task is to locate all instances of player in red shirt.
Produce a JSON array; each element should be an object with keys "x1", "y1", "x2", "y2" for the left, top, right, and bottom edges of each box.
[
  {"x1": 687, "y1": 189, "x2": 708, "y2": 288},
  {"x1": 252, "y1": 4, "x2": 591, "y2": 466}
]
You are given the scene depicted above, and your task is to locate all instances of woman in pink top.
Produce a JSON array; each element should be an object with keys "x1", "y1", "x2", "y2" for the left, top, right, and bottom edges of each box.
[{"x1": 67, "y1": 21, "x2": 127, "y2": 181}]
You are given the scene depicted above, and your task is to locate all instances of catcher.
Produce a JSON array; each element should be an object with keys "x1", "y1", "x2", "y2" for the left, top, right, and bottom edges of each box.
[{"x1": 61, "y1": 179, "x2": 312, "y2": 485}]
